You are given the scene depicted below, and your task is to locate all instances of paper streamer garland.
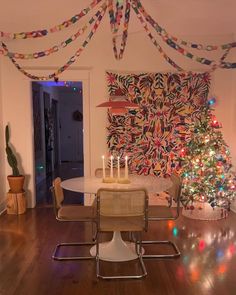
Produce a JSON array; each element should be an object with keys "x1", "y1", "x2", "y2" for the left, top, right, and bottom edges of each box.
[
  {"x1": 0, "y1": 3, "x2": 107, "y2": 60},
  {"x1": 1, "y1": 0, "x2": 236, "y2": 80},
  {"x1": 0, "y1": 0, "x2": 103, "y2": 40},
  {"x1": 132, "y1": 0, "x2": 233, "y2": 69},
  {"x1": 131, "y1": 3, "x2": 183, "y2": 71},
  {"x1": 131, "y1": 2, "x2": 231, "y2": 71},
  {"x1": 108, "y1": 0, "x2": 124, "y2": 33},
  {"x1": 108, "y1": 0, "x2": 131, "y2": 60},
  {"x1": 132, "y1": 0, "x2": 236, "y2": 52},
  {"x1": 1, "y1": 0, "x2": 235, "y2": 52},
  {"x1": 2, "y1": 3, "x2": 107, "y2": 80}
]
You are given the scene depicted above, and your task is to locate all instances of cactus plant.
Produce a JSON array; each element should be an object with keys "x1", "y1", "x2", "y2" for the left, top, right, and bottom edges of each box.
[{"x1": 5, "y1": 125, "x2": 20, "y2": 176}]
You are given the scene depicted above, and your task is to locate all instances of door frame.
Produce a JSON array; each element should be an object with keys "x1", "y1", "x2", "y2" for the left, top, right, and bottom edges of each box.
[
  {"x1": 29, "y1": 67, "x2": 91, "y2": 207},
  {"x1": 51, "y1": 98, "x2": 59, "y2": 169}
]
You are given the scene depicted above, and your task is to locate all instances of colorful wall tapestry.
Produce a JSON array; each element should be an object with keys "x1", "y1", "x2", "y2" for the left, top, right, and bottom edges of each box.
[{"x1": 106, "y1": 71, "x2": 211, "y2": 176}]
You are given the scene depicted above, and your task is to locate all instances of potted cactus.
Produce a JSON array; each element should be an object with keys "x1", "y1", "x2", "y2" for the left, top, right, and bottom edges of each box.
[{"x1": 5, "y1": 124, "x2": 25, "y2": 193}]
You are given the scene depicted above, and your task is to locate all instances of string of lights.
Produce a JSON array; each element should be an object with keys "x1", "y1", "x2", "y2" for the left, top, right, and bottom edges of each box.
[{"x1": 179, "y1": 98, "x2": 236, "y2": 210}]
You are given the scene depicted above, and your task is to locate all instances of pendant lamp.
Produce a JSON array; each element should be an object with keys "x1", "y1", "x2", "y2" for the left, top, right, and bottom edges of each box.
[{"x1": 96, "y1": 89, "x2": 139, "y2": 114}]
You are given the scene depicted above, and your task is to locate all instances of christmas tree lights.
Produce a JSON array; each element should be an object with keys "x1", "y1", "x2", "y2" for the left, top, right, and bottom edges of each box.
[{"x1": 180, "y1": 99, "x2": 236, "y2": 210}]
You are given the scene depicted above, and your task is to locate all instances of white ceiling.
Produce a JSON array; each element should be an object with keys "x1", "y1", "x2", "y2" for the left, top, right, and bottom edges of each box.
[{"x1": 0, "y1": 0, "x2": 236, "y2": 36}]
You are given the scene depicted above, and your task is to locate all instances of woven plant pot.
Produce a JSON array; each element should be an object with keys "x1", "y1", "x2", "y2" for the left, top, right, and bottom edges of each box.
[{"x1": 7, "y1": 175, "x2": 25, "y2": 193}]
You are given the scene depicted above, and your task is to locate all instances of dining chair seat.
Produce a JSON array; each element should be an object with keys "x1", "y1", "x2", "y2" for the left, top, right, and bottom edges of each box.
[
  {"x1": 148, "y1": 205, "x2": 177, "y2": 220},
  {"x1": 99, "y1": 216, "x2": 145, "y2": 232},
  {"x1": 58, "y1": 205, "x2": 96, "y2": 221}
]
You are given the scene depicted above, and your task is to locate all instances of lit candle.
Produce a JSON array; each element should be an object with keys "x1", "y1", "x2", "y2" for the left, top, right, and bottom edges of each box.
[
  {"x1": 102, "y1": 155, "x2": 105, "y2": 179},
  {"x1": 110, "y1": 155, "x2": 113, "y2": 178},
  {"x1": 125, "y1": 156, "x2": 128, "y2": 179},
  {"x1": 117, "y1": 156, "x2": 120, "y2": 179}
]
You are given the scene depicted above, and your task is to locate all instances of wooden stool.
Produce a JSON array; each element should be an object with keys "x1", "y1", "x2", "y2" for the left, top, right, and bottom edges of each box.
[{"x1": 7, "y1": 191, "x2": 26, "y2": 215}]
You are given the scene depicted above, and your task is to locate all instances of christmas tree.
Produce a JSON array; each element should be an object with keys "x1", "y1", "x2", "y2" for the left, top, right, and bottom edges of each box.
[{"x1": 180, "y1": 99, "x2": 236, "y2": 211}]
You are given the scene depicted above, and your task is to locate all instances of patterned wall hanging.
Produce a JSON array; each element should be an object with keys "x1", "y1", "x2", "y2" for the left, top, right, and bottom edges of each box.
[{"x1": 106, "y1": 71, "x2": 211, "y2": 176}]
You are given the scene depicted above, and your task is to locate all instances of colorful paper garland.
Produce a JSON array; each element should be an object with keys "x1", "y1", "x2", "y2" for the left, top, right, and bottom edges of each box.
[
  {"x1": 132, "y1": 0, "x2": 236, "y2": 52},
  {"x1": 2, "y1": 3, "x2": 107, "y2": 80},
  {"x1": 1, "y1": 0, "x2": 236, "y2": 80},
  {"x1": 0, "y1": 3, "x2": 107, "y2": 60},
  {"x1": 0, "y1": 0, "x2": 103, "y2": 40},
  {"x1": 133, "y1": 0, "x2": 232, "y2": 69},
  {"x1": 108, "y1": 0, "x2": 131, "y2": 60}
]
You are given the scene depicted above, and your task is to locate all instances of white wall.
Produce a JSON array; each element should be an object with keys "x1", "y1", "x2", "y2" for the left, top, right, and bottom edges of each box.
[
  {"x1": 211, "y1": 70, "x2": 235, "y2": 167},
  {"x1": 0, "y1": 58, "x2": 6, "y2": 214},
  {"x1": 0, "y1": 12, "x2": 235, "y2": 208},
  {"x1": 228, "y1": 38, "x2": 236, "y2": 213}
]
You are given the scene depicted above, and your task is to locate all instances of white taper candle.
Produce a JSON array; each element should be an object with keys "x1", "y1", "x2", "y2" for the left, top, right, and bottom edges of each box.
[
  {"x1": 102, "y1": 155, "x2": 105, "y2": 179},
  {"x1": 125, "y1": 156, "x2": 128, "y2": 179},
  {"x1": 117, "y1": 156, "x2": 120, "y2": 179},
  {"x1": 110, "y1": 155, "x2": 113, "y2": 178}
]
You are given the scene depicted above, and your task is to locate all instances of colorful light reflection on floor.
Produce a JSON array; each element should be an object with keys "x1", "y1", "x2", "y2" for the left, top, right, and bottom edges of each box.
[{"x1": 165, "y1": 219, "x2": 236, "y2": 287}]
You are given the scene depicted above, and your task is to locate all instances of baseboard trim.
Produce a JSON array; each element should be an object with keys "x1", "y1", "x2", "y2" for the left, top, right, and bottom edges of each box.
[
  {"x1": 0, "y1": 202, "x2": 6, "y2": 216},
  {"x1": 231, "y1": 207, "x2": 236, "y2": 214}
]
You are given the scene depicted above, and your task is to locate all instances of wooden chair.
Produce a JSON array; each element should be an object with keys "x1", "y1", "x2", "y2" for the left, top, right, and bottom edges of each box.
[
  {"x1": 51, "y1": 177, "x2": 97, "y2": 261},
  {"x1": 95, "y1": 187, "x2": 149, "y2": 279},
  {"x1": 141, "y1": 173, "x2": 182, "y2": 259}
]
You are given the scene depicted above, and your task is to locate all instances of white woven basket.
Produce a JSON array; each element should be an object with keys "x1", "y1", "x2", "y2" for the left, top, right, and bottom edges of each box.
[{"x1": 182, "y1": 201, "x2": 228, "y2": 220}]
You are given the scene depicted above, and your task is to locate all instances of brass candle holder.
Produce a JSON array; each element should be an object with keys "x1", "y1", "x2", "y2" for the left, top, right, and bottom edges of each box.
[
  {"x1": 102, "y1": 177, "x2": 116, "y2": 183},
  {"x1": 117, "y1": 178, "x2": 131, "y2": 184}
]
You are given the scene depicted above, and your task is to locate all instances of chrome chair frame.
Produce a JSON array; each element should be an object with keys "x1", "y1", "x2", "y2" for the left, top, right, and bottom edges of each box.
[
  {"x1": 95, "y1": 187, "x2": 148, "y2": 280},
  {"x1": 51, "y1": 178, "x2": 97, "y2": 261},
  {"x1": 142, "y1": 174, "x2": 182, "y2": 259}
]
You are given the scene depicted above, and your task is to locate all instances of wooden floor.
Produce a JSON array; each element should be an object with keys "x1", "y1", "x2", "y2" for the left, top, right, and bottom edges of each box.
[{"x1": 0, "y1": 208, "x2": 236, "y2": 295}]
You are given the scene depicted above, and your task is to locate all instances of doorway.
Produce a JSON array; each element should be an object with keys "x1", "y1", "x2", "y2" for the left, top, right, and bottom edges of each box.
[{"x1": 32, "y1": 81, "x2": 84, "y2": 206}]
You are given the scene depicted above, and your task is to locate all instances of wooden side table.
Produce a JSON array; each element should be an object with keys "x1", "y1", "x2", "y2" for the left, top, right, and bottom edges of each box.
[{"x1": 6, "y1": 191, "x2": 26, "y2": 214}]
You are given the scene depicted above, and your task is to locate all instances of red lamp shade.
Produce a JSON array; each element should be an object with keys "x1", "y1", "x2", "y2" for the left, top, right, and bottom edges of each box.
[{"x1": 96, "y1": 95, "x2": 139, "y2": 114}]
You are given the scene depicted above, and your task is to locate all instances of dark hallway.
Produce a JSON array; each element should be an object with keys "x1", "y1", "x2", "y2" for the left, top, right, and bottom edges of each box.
[{"x1": 32, "y1": 81, "x2": 84, "y2": 207}]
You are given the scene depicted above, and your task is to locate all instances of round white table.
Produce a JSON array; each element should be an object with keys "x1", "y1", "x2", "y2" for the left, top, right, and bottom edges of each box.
[
  {"x1": 61, "y1": 175, "x2": 172, "y2": 194},
  {"x1": 61, "y1": 175, "x2": 172, "y2": 262}
]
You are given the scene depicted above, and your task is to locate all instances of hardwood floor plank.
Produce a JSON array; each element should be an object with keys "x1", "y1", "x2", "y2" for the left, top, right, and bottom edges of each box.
[{"x1": 0, "y1": 208, "x2": 236, "y2": 295}]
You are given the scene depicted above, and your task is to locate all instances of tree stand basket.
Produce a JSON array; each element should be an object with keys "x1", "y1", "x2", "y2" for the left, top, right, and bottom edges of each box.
[{"x1": 182, "y1": 201, "x2": 228, "y2": 220}]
